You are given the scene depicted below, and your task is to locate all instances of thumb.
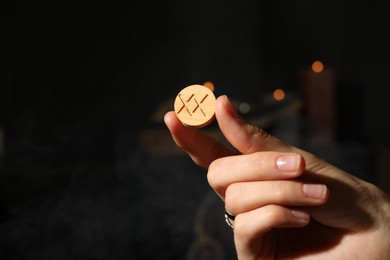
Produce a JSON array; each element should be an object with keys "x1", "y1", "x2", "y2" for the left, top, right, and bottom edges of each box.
[
  {"x1": 215, "y1": 95, "x2": 324, "y2": 172},
  {"x1": 216, "y1": 95, "x2": 296, "y2": 154}
]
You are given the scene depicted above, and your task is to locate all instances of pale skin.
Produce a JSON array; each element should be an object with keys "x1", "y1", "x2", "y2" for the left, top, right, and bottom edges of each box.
[{"x1": 164, "y1": 95, "x2": 390, "y2": 259}]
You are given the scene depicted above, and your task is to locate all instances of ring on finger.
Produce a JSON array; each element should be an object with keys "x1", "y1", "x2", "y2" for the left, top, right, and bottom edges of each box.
[{"x1": 224, "y1": 210, "x2": 235, "y2": 229}]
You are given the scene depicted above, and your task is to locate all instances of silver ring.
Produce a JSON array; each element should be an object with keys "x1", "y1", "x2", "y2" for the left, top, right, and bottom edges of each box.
[{"x1": 224, "y1": 210, "x2": 235, "y2": 229}]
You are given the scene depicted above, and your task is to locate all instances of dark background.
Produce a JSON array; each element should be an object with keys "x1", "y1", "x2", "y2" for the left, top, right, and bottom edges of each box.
[{"x1": 1, "y1": 1, "x2": 390, "y2": 259}]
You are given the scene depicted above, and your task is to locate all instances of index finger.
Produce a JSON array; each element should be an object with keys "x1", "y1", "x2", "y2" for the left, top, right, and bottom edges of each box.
[{"x1": 164, "y1": 111, "x2": 234, "y2": 168}]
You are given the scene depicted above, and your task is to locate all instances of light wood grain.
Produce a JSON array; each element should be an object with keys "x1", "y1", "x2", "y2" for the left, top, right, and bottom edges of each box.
[{"x1": 174, "y1": 84, "x2": 216, "y2": 128}]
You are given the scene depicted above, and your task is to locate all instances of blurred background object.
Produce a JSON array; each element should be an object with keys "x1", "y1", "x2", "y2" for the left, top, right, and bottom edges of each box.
[{"x1": 1, "y1": 1, "x2": 390, "y2": 259}]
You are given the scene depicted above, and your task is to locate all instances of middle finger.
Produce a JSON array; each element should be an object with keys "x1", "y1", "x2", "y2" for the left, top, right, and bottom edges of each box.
[{"x1": 208, "y1": 152, "x2": 305, "y2": 197}]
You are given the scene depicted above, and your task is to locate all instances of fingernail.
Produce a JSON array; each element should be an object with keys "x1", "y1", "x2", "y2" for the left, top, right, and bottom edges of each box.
[
  {"x1": 292, "y1": 209, "x2": 310, "y2": 221},
  {"x1": 303, "y1": 184, "x2": 327, "y2": 200},
  {"x1": 222, "y1": 95, "x2": 240, "y2": 119},
  {"x1": 276, "y1": 154, "x2": 300, "y2": 172}
]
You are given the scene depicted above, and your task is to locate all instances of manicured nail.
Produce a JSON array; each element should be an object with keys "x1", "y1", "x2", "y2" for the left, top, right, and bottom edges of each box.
[
  {"x1": 303, "y1": 184, "x2": 327, "y2": 200},
  {"x1": 276, "y1": 154, "x2": 300, "y2": 172}
]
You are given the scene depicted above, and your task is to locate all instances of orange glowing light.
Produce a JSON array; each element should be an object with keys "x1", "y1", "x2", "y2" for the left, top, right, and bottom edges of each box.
[
  {"x1": 203, "y1": 81, "x2": 215, "y2": 92},
  {"x1": 311, "y1": 61, "x2": 324, "y2": 73},
  {"x1": 273, "y1": 89, "x2": 285, "y2": 101}
]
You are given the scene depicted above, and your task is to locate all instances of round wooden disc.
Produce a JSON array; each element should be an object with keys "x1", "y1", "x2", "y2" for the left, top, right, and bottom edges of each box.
[{"x1": 174, "y1": 84, "x2": 216, "y2": 128}]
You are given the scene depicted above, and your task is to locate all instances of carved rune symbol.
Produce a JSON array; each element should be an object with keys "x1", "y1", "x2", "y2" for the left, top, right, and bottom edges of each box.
[
  {"x1": 176, "y1": 93, "x2": 209, "y2": 117},
  {"x1": 174, "y1": 84, "x2": 216, "y2": 128}
]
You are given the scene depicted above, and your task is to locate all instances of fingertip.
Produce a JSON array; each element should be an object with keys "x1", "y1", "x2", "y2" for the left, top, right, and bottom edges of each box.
[
  {"x1": 163, "y1": 111, "x2": 176, "y2": 127},
  {"x1": 298, "y1": 154, "x2": 306, "y2": 175},
  {"x1": 216, "y1": 94, "x2": 239, "y2": 120},
  {"x1": 216, "y1": 94, "x2": 228, "y2": 103},
  {"x1": 165, "y1": 111, "x2": 187, "y2": 132},
  {"x1": 291, "y1": 209, "x2": 311, "y2": 225},
  {"x1": 276, "y1": 153, "x2": 302, "y2": 174},
  {"x1": 215, "y1": 95, "x2": 226, "y2": 117}
]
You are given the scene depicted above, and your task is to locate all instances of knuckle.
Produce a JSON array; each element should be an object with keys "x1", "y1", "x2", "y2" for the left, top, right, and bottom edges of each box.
[
  {"x1": 274, "y1": 182, "x2": 289, "y2": 201},
  {"x1": 225, "y1": 184, "x2": 242, "y2": 213},
  {"x1": 232, "y1": 215, "x2": 251, "y2": 238},
  {"x1": 207, "y1": 159, "x2": 222, "y2": 190},
  {"x1": 266, "y1": 205, "x2": 283, "y2": 220}
]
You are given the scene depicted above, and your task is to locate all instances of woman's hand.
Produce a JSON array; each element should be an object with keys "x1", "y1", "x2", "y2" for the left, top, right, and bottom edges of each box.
[{"x1": 164, "y1": 95, "x2": 390, "y2": 259}]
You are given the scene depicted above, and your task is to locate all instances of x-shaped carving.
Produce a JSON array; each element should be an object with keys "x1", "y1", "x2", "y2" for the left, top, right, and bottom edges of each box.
[{"x1": 176, "y1": 93, "x2": 209, "y2": 117}]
